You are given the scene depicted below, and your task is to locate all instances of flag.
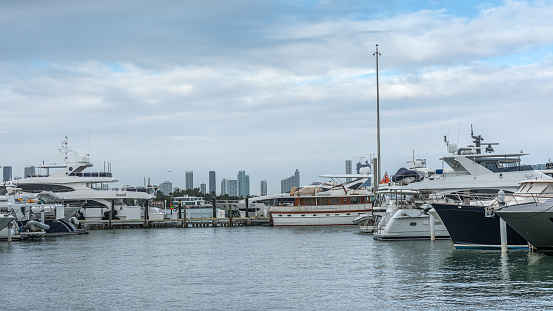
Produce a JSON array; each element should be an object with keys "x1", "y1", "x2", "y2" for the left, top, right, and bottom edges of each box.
[{"x1": 380, "y1": 172, "x2": 390, "y2": 184}]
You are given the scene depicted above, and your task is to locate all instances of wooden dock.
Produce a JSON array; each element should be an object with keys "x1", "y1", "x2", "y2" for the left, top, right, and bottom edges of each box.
[{"x1": 78, "y1": 217, "x2": 271, "y2": 230}]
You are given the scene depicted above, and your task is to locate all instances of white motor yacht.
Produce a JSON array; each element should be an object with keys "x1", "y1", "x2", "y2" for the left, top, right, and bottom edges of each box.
[{"x1": 8, "y1": 137, "x2": 161, "y2": 224}]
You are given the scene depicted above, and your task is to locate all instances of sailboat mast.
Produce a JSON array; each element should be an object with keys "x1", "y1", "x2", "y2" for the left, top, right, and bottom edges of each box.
[{"x1": 373, "y1": 44, "x2": 381, "y2": 185}]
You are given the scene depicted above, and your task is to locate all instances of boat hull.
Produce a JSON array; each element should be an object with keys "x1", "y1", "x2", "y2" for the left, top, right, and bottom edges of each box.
[
  {"x1": 496, "y1": 201, "x2": 553, "y2": 255},
  {"x1": 432, "y1": 203, "x2": 528, "y2": 249},
  {"x1": 373, "y1": 209, "x2": 449, "y2": 240},
  {"x1": 271, "y1": 209, "x2": 373, "y2": 226}
]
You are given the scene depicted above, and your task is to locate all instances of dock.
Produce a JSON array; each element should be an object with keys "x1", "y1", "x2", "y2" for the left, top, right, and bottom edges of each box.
[{"x1": 78, "y1": 217, "x2": 272, "y2": 230}]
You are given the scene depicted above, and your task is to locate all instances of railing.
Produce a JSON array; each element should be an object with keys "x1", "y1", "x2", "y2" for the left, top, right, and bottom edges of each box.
[{"x1": 70, "y1": 172, "x2": 113, "y2": 178}]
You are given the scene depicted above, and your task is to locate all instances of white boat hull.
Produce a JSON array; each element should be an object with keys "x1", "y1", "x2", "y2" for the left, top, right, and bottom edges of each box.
[
  {"x1": 271, "y1": 206, "x2": 373, "y2": 226},
  {"x1": 374, "y1": 208, "x2": 449, "y2": 240}
]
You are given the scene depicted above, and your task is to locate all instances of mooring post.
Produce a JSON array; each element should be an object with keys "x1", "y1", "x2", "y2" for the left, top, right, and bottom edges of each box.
[
  {"x1": 144, "y1": 200, "x2": 149, "y2": 228},
  {"x1": 109, "y1": 200, "x2": 114, "y2": 229},
  {"x1": 245, "y1": 197, "x2": 249, "y2": 218},
  {"x1": 183, "y1": 205, "x2": 188, "y2": 228}
]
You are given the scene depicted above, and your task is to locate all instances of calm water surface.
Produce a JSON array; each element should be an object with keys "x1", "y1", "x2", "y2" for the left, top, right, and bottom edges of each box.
[{"x1": 1, "y1": 209, "x2": 553, "y2": 310}]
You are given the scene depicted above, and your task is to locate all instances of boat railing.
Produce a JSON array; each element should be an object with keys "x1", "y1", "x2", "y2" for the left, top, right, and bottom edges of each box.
[
  {"x1": 504, "y1": 192, "x2": 553, "y2": 205},
  {"x1": 424, "y1": 192, "x2": 498, "y2": 206}
]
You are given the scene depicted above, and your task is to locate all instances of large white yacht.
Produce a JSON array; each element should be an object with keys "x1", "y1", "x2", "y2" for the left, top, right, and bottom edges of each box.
[
  {"x1": 9, "y1": 138, "x2": 161, "y2": 223},
  {"x1": 374, "y1": 129, "x2": 549, "y2": 241}
]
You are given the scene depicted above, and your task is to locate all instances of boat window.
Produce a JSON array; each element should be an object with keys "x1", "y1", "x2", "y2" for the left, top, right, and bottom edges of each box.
[
  {"x1": 351, "y1": 197, "x2": 359, "y2": 204},
  {"x1": 300, "y1": 198, "x2": 316, "y2": 206},
  {"x1": 301, "y1": 215, "x2": 305, "y2": 217},
  {"x1": 17, "y1": 184, "x2": 75, "y2": 193},
  {"x1": 326, "y1": 214, "x2": 330, "y2": 216},
  {"x1": 329, "y1": 198, "x2": 340, "y2": 205},
  {"x1": 410, "y1": 222, "x2": 417, "y2": 226},
  {"x1": 317, "y1": 198, "x2": 329, "y2": 205},
  {"x1": 342, "y1": 198, "x2": 350, "y2": 204},
  {"x1": 287, "y1": 215, "x2": 291, "y2": 217}
]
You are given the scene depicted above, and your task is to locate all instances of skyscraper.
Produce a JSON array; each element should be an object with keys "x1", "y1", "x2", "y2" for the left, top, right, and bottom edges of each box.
[
  {"x1": 159, "y1": 181, "x2": 173, "y2": 195},
  {"x1": 237, "y1": 170, "x2": 250, "y2": 198},
  {"x1": 24, "y1": 166, "x2": 36, "y2": 178},
  {"x1": 260, "y1": 180, "x2": 268, "y2": 196},
  {"x1": 281, "y1": 169, "x2": 300, "y2": 193},
  {"x1": 200, "y1": 182, "x2": 206, "y2": 194},
  {"x1": 209, "y1": 171, "x2": 216, "y2": 194},
  {"x1": 3, "y1": 166, "x2": 12, "y2": 182},
  {"x1": 221, "y1": 178, "x2": 239, "y2": 197},
  {"x1": 345, "y1": 160, "x2": 352, "y2": 182},
  {"x1": 185, "y1": 171, "x2": 194, "y2": 190}
]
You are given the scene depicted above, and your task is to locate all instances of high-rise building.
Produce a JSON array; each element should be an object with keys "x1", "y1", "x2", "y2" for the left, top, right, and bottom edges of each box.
[
  {"x1": 228, "y1": 179, "x2": 238, "y2": 197},
  {"x1": 237, "y1": 170, "x2": 250, "y2": 198},
  {"x1": 209, "y1": 171, "x2": 216, "y2": 194},
  {"x1": 185, "y1": 171, "x2": 194, "y2": 190},
  {"x1": 24, "y1": 166, "x2": 36, "y2": 178},
  {"x1": 159, "y1": 181, "x2": 173, "y2": 195},
  {"x1": 3, "y1": 166, "x2": 12, "y2": 182},
  {"x1": 260, "y1": 180, "x2": 268, "y2": 196},
  {"x1": 221, "y1": 178, "x2": 228, "y2": 195},
  {"x1": 281, "y1": 169, "x2": 300, "y2": 193},
  {"x1": 221, "y1": 178, "x2": 239, "y2": 197},
  {"x1": 345, "y1": 160, "x2": 352, "y2": 182},
  {"x1": 200, "y1": 182, "x2": 206, "y2": 194}
]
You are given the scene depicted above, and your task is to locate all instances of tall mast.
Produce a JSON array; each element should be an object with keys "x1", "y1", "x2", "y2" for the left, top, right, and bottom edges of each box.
[{"x1": 373, "y1": 44, "x2": 381, "y2": 186}]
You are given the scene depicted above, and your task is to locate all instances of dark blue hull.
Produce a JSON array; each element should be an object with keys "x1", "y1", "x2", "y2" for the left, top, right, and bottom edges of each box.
[
  {"x1": 44, "y1": 219, "x2": 85, "y2": 235},
  {"x1": 432, "y1": 203, "x2": 528, "y2": 249}
]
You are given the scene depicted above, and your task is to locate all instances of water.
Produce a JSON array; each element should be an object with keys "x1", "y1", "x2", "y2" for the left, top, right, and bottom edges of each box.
[{"x1": 2, "y1": 208, "x2": 553, "y2": 310}]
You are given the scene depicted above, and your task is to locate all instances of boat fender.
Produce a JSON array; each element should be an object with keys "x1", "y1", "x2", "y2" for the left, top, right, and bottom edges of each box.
[{"x1": 69, "y1": 217, "x2": 79, "y2": 226}]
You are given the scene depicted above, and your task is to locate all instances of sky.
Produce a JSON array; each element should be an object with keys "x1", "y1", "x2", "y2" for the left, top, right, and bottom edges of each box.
[{"x1": 1, "y1": 0, "x2": 553, "y2": 195}]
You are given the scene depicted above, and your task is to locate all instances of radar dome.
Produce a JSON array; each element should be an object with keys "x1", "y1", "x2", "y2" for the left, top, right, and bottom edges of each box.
[
  {"x1": 78, "y1": 154, "x2": 90, "y2": 164},
  {"x1": 360, "y1": 167, "x2": 372, "y2": 175},
  {"x1": 447, "y1": 143, "x2": 458, "y2": 154}
]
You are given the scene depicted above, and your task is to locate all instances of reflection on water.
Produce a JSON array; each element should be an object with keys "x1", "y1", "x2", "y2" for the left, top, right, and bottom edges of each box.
[{"x1": 1, "y1": 212, "x2": 553, "y2": 310}]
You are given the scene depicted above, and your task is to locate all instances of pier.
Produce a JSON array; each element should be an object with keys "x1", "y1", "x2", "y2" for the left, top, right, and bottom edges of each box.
[{"x1": 78, "y1": 217, "x2": 271, "y2": 230}]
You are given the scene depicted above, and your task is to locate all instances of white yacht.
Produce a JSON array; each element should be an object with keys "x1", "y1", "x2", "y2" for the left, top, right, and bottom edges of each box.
[
  {"x1": 8, "y1": 137, "x2": 161, "y2": 223},
  {"x1": 374, "y1": 128, "x2": 549, "y2": 241}
]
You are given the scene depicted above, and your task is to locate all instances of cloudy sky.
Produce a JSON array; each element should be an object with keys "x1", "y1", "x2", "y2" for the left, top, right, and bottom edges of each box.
[{"x1": 1, "y1": 0, "x2": 553, "y2": 195}]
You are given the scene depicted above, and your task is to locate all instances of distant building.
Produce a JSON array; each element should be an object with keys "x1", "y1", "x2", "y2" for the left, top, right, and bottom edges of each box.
[
  {"x1": 346, "y1": 160, "x2": 352, "y2": 182},
  {"x1": 281, "y1": 169, "x2": 300, "y2": 194},
  {"x1": 200, "y1": 182, "x2": 206, "y2": 194},
  {"x1": 237, "y1": 170, "x2": 250, "y2": 197},
  {"x1": 260, "y1": 180, "x2": 267, "y2": 196},
  {"x1": 185, "y1": 171, "x2": 194, "y2": 190},
  {"x1": 159, "y1": 181, "x2": 173, "y2": 195},
  {"x1": 3, "y1": 166, "x2": 12, "y2": 182},
  {"x1": 24, "y1": 166, "x2": 35, "y2": 178},
  {"x1": 209, "y1": 171, "x2": 216, "y2": 194},
  {"x1": 221, "y1": 178, "x2": 238, "y2": 197}
]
